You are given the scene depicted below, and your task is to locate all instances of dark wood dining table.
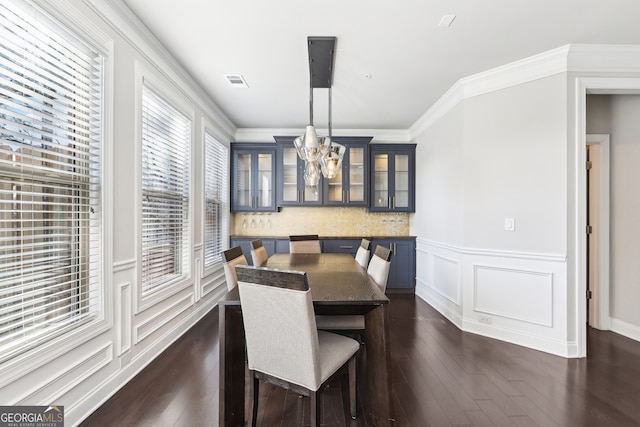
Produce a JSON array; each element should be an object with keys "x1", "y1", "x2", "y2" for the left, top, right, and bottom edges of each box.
[{"x1": 218, "y1": 253, "x2": 395, "y2": 426}]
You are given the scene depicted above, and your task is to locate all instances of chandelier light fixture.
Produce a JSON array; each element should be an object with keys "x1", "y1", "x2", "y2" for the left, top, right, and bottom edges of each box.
[{"x1": 293, "y1": 36, "x2": 345, "y2": 188}]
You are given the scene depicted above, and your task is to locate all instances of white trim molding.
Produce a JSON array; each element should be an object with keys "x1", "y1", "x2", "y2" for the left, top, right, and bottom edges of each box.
[
  {"x1": 410, "y1": 44, "x2": 640, "y2": 138},
  {"x1": 233, "y1": 128, "x2": 411, "y2": 143},
  {"x1": 473, "y1": 265, "x2": 554, "y2": 327},
  {"x1": 417, "y1": 239, "x2": 570, "y2": 357},
  {"x1": 610, "y1": 318, "x2": 640, "y2": 343}
]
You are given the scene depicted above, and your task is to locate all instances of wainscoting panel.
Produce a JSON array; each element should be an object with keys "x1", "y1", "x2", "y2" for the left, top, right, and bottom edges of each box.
[
  {"x1": 474, "y1": 265, "x2": 553, "y2": 327},
  {"x1": 135, "y1": 294, "x2": 194, "y2": 344},
  {"x1": 416, "y1": 239, "x2": 570, "y2": 356},
  {"x1": 118, "y1": 282, "x2": 132, "y2": 357},
  {"x1": 17, "y1": 343, "x2": 113, "y2": 405},
  {"x1": 432, "y1": 253, "x2": 461, "y2": 305}
]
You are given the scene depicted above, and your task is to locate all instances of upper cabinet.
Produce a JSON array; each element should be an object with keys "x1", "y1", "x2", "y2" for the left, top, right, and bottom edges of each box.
[
  {"x1": 369, "y1": 144, "x2": 416, "y2": 212},
  {"x1": 231, "y1": 140, "x2": 415, "y2": 212},
  {"x1": 231, "y1": 143, "x2": 277, "y2": 212},
  {"x1": 274, "y1": 136, "x2": 371, "y2": 207},
  {"x1": 275, "y1": 137, "x2": 322, "y2": 206},
  {"x1": 323, "y1": 137, "x2": 370, "y2": 207}
]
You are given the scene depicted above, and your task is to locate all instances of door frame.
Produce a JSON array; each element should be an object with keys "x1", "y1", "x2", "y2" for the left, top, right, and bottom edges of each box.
[
  {"x1": 575, "y1": 77, "x2": 640, "y2": 357},
  {"x1": 586, "y1": 134, "x2": 610, "y2": 331}
]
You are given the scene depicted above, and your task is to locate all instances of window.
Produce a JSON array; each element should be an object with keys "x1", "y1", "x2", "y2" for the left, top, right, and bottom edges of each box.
[
  {"x1": 203, "y1": 132, "x2": 228, "y2": 268},
  {"x1": 0, "y1": 0, "x2": 103, "y2": 361},
  {"x1": 141, "y1": 84, "x2": 191, "y2": 296}
]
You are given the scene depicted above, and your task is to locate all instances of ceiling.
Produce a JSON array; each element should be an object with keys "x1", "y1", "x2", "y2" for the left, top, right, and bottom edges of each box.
[{"x1": 121, "y1": 0, "x2": 640, "y2": 132}]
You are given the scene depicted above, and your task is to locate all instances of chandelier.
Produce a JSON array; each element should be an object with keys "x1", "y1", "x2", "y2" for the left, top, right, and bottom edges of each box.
[{"x1": 293, "y1": 37, "x2": 345, "y2": 189}]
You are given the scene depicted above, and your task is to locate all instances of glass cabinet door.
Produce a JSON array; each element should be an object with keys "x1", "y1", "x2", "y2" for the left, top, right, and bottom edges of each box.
[
  {"x1": 373, "y1": 153, "x2": 390, "y2": 209},
  {"x1": 231, "y1": 145, "x2": 276, "y2": 212},
  {"x1": 277, "y1": 141, "x2": 321, "y2": 206},
  {"x1": 281, "y1": 147, "x2": 298, "y2": 203},
  {"x1": 326, "y1": 160, "x2": 343, "y2": 203},
  {"x1": 348, "y1": 146, "x2": 365, "y2": 203},
  {"x1": 257, "y1": 152, "x2": 273, "y2": 209},
  {"x1": 234, "y1": 152, "x2": 252, "y2": 209},
  {"x1": 369, "y1": 144, "x2": 415, "y2": 212},
  {"x1": 394, "y1": 154, "x2": 409, "y2": 209}
]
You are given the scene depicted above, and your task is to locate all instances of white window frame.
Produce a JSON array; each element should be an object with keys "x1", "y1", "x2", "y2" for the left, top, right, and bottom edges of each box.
[
  {"x1": 136, "y1": 65, "x2": 193, "y2": 312},
  {"x1": 202, "y1": 126, "x2": 229, "y2": 275},
  {"x1": 0, "y1": 0, "x2": 112, "y2": 383}
]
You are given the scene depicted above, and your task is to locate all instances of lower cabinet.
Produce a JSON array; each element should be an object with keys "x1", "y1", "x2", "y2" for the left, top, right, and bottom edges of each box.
[
  {"x1": 275, "y1": 238, "x2": 290, "y2": 254},
  {"x1": 322, "y1": 239, "x2": 361, "y2": 256},
  {"x1": 229, "y1": 236, "x2": 416, "y2": 291},
  {"x1": 371, "y1": 238, "x2": 416, "y2": 291}
]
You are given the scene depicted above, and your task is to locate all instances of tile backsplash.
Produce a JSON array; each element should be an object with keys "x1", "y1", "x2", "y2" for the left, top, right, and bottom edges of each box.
[{"x1": 231, "y1": 207, "x2": 410, "y2": 237}]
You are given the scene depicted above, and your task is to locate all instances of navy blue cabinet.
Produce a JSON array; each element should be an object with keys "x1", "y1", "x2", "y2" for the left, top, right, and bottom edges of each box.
[
  {"x1": 371, "y1": 238, "x2": 416, "y2": 290},
  {"x1": 231, "y1": 144, "x2": 277, "y2": 212},
  {"x1": 322, "y1": 137, "x2": 370, "y2": 207},
  {"x1": 369, "y1": 144, "x2": 416, "y2": 212},
  {"x1": 274, "y1": 137, "x2": 322, "y2": 206},
  {"x1": 274, "y1": 136, "x2": 371, "y2": 207},
  {"x1": 231, "y1": 236, "x2": 416, "y2": 290},
  {"x1": 322, "y1": 239, "x2": 361, "y2": 256}
]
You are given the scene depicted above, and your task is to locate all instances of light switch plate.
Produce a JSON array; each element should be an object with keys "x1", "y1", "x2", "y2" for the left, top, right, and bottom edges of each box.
[{"x1": 504, "y1": 217, "x2": 515, "y2": 231}]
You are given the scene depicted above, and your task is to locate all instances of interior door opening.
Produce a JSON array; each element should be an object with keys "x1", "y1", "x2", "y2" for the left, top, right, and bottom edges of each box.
[{"x1": 586, "y1": 134, "x2": 611, "y2": 334}]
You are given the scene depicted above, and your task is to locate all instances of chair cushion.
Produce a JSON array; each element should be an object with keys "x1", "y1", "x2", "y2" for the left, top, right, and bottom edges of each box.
[{"x1": 317, "y1": 331, "x2": 360, "y2": 385}]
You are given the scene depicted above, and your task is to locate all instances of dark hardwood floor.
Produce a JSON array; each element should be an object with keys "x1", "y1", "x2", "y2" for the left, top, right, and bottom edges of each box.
[{"x1": 80, "y1": 294, "x2": 640, "y2": 426}]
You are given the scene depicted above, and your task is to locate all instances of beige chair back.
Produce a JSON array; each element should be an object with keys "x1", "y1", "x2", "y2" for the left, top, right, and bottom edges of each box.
[
  {"x1": 222, "y1": 246, "x2": 248, "y2": 291},
  {"x1": 289, "y1": 234, "x2": 321, "y2": 254},
  {"x1": 354, "y1": 238, "x2": 371, "y2": 269},
  {"x1": 236, "y1": 266, "x2": 322, "y2": 391},
  {"x1": 367, "y1": 245, "x2": 392, "y2": 292},
  {"x1": 250, "y1": 239, "x2": 269, "y2": 266}
]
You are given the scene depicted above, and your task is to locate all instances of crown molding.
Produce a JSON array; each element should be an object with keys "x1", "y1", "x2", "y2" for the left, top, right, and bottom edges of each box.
[
  {"x1": 84, "y1": 0, "x2": 236, "y2": 139},
  {"x1": 566, "y1": 44, "x2": 640, "y2": 72},
  {"x1": 409, "y1": 45, "x2": 571, "y2": 137},
  {"x1": 410, "y1": 44, "x2": 640, "y2": 139},
  {"x1": 233, "y1": 128, "x2": 411, "y2": 143}
]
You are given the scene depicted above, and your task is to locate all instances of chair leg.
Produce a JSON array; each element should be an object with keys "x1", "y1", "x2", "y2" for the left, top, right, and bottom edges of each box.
[
  {"x1": 251, "y1": 376, "x2": 259, "y2": 427},
  {"x1": 348, "y1": 355, "x2": 357, "y2": 419},
  {"x1": 310, "y1": 390, "x2": 321, "y2": 427}
]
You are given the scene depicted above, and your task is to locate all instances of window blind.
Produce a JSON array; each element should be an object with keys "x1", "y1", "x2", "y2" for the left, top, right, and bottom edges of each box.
[
  {"x1": 0, "y1": 0, "x2": 103, "y2": 361},
  {"x1": 141, "y1": 85, "x2": 190, "y2": 295},
  {"x1": 203, "y1": 133, "x2": 228, "y2": 267}
]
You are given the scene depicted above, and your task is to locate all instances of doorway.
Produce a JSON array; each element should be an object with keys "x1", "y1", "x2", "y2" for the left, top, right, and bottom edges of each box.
[{"x1": 586, "y1": 134, "x2": 610, "y2": 331}]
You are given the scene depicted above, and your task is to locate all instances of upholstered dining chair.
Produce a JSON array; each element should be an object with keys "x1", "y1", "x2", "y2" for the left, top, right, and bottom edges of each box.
[
  {"x1": 289, "y1": 234, "x2": 321, "y2": 253},
  {"x1": 367, "y1": 244, "x2": 392, "y2": 293},
  {"x1": 250, "y1": 239, "x2": 268, "y2": 266},
  {"x1": 236, "y1": 265, "x2": 359, "y2": 427},
  {"x1": 222, "y1": 246, "x2": 248, "y2": 291},
  {"x1": 354, "y1": 238, "x2": 371, "y2": 269},
  {"x1": 315, "y1": 244, "x2": 392, "y2": 332}
]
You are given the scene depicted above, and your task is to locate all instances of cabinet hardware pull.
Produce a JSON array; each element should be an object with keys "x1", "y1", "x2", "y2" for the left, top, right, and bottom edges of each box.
[{"x1": 339, "y1": 245, "x2": 354, "y2": 249}]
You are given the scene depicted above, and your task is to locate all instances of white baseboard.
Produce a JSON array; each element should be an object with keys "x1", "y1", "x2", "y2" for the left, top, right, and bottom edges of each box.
[
  {"x1": 69, "y1": 296, "x2": 220, "y2": 426},
  {"x1": 610, "y1": 317, "x2": 640, "y2": 343}
]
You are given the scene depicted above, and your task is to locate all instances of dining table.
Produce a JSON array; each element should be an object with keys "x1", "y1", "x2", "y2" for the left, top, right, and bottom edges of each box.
[{"x1": 218, "y1": 252, "x2": 395, "y2": 426}]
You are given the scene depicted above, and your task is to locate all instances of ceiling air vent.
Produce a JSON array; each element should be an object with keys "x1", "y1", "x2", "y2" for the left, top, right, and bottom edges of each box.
[{"x1": 225, "y1": 74, "x2": 249, "y2": 88}]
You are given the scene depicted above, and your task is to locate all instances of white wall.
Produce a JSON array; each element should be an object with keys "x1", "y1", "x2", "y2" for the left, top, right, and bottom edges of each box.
[
  {"x1": 0, "y1": 0, "x2": 235, "y2": 425},
  {"x1": 587, "y1": 94, "x2": 640, "y2": 334},
  {"x1": 413, "y1": 74, "x2": 570, "y2": 356},
  {"x1": 412, "y1": 45, "x2": 640, "y2": 357},
  {"x1": 463, "y1": 76, "x2": 567, "y2": 254}
]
